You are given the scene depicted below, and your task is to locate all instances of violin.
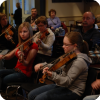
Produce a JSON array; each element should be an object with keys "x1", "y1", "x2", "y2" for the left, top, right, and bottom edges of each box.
[
  {"x1": 40, "y1": 30, "x2": 50, "y2": 40},
  {"x1": 37, "y1": 30, "x2": 50, "y2": 45},
  {"x1": 19, "y1": 40, "x2": 33, "y2": 62},
  {"x1": 39, "y1": 50, "x2": 77, "y2": 84},
  {"x1": 1, "y1": 25, "x2": 15, "y2": 44}
]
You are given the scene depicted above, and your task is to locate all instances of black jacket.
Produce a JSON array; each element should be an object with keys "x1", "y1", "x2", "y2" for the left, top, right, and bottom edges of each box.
[
  {"x1": 0, "y1": 22, "x2": 18, "y2": 50},
  {"x1": 14, "y1": 7, "x2": 22, "y2": 25},
  {"x1": 75, "y1": 26, "x2": 100, "y2": 50},
  {"x1": 24, "y1": 15, "x2": 39, "y2": 23}
]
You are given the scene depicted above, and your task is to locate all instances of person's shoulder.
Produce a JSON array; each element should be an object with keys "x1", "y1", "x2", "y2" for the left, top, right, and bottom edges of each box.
[
  {"x1": 92, "y1": 28, "x2": 100, "y2": 32},
  {"x1": 31, "y1": 42, "x2": 38, "y2": 50},
  {"x1": 47, "y1": 28, "x2": 53, "y2": 33},
  {"x1": 47, "y1": 17, "x2": 50, "y2": 19},
  {"x1": 25, "y1": 15, "x2": 31, "y2": 21},
  {"x1": 91, "y1": 28, "x2": 100, "y2": 35},
  {"x1": 47, "y1": 28, "x2": 55, "y2": 36},
  {"x1": 55, "y1": 17, "x2": 59, "y2": 18},
  {"x1": 26, "y1": 16, "x2": 31, "y2": 19},
  {"x1": 55, "y1": 17, "x2": 60, "y2": 19},
  {"x1": 25, "y1": 16, "x2": 31, "y2": 22},
  {"x1": 76, "y1": 53, "x2": 91, "y2": 64}
]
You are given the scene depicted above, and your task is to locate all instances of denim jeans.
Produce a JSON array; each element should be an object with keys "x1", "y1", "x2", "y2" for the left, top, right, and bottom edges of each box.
[
  {"x1": 0, "y1": 69, "x2": 28, "y2": 90},
  {"x1": 28, "y1": 84, "x2": 79, "y2": 100},
  {"x1": 0, "y1": 49, "x2": 9, "y2": 69},
  {"x1": 83, "y1": 95, "x2": 99, "y2": 100}
]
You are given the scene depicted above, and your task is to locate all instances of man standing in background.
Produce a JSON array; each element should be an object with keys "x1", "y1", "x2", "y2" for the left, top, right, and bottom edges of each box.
[{"x1": 11, "y1": 3, "x2": 22, "y2": 29}]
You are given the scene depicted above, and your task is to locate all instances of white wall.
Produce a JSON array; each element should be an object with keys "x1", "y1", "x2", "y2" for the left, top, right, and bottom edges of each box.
[{"x1": 46, "y1": 0, "x2": 84, "y2": 17}]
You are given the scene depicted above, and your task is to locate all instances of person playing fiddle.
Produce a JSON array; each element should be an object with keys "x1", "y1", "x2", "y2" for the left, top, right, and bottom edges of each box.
[
  {"x1": 0, "y1": 22, "x2": 38, "y2": 91},
  {"x1": 0, "y1": 13, "x2": 18, "y2": 69},
  {"x1": 33, "y1": 16, "x2": 55, "y2": 63},
  {"x1": 28, "y1": 32, "x2": 92, "y2": 100}
]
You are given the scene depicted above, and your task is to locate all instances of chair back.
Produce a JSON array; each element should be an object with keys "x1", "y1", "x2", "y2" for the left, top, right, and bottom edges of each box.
[{"x1": 61, "y1": 22, "x2": 68, "y2": 33}]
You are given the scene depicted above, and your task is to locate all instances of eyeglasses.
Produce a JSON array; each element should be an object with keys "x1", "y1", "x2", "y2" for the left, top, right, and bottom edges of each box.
[
  {"x1": 63, "y1": 43, "x2": 72, "y2": 47},
  {"x1": 37, "y1": 25, "x2": 45, "y2": 27},
  {"x1": 82, "y1": 17, "x2": 92, "y2": 20}
]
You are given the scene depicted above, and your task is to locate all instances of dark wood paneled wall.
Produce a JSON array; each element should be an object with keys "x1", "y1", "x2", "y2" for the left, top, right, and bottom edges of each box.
[{"x1": 35, "y1": 0, "x2": 45, "y2": 16}]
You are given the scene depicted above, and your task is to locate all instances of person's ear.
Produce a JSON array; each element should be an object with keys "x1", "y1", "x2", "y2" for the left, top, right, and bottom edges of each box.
[
  {"x1": 92, "y1": 19, "x2": 95, "y2": 24},
  {"x1": 74, "y1": 44, "x2": 78, "y2": 49}
]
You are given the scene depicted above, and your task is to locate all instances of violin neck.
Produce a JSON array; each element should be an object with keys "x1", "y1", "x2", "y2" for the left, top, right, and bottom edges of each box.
[{"x1": 19, "y1": 45, "x2": 24, "y2": 61}]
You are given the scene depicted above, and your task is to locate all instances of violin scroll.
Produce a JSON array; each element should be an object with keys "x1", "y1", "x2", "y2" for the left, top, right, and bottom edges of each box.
[{"x1": 39, "y1": 74, "x2": 46, "y2": 83}]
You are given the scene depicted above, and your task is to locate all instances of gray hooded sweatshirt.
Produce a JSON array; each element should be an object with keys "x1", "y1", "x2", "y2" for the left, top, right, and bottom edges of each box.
[{"x1": 42, "y1": 53, "x2": 92, "y2": 96}]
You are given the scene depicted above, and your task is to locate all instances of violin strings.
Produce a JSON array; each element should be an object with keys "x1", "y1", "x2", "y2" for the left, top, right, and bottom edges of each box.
[
  {"x1": 40, "y1": 50, "x2": 76, "y2": 71},
  {"x1": 40, "y1": 53, "x2": 69, "y2": 70},
  {"x1": 0, "y1": 25, "x2": 13, "y2": 36}
]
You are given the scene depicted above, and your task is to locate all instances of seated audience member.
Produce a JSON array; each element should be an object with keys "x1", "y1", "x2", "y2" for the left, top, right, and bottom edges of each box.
[
  {"x1": 75, "y1": 11, "x2": 100, "y2": 50},
  {"x1": 0, "y1": 22, "x2": 38, "y2": 90},
  {"x1": 47, "y1": 9, "x2": 61, "y2": 30},
  {"x1": 24, "y1": 8, "x2": 39, "y2": 34},
  {"x1": 33, "y1": 16, "x2": 55, "y2": 63},
  {"x1": 28, "y1": 31, "x2": 91, "y2": 100},
  {"x1": 83, "y1": 79, "x2": 100, "y2": 100},
  {"x1": 0, "y1": 13, "x2": 18, "y2": 69}
]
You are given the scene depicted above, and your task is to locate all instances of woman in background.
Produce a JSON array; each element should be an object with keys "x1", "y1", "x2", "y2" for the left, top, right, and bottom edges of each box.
[{"x1": 47, "y1": 9, "x2": 61, "y2": 30}]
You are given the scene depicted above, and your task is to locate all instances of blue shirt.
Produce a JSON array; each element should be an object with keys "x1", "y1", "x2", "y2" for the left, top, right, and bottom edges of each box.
[{"x1": 47, "y1": 17, "x2": 61, "y2": 29}]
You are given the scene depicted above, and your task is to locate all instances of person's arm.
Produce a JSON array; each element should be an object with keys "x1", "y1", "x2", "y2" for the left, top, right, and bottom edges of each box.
[
  {"x1": 51, "y1": 17, "x2": 61, "y2": 29},
  {"x1": 18, "y1": 48, "x2": 38, "y2": 66},
  {"x1": 24, "y1": 16, "x2": 31, "y2": 23},
  {"x1": 47, "y1": 58, "x2": 88, "y2": 87},
  {"x1": 39, "y1": 34, "x2": 55, "y2": 50},
  {"x1": 1, "y1": 48, "x2": 18, "y2": 60}
]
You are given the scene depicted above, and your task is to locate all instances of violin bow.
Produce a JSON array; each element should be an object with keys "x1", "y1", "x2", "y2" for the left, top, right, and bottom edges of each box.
[{"x1": 2, "y1": 33, "x2": 39, "y2": 59}]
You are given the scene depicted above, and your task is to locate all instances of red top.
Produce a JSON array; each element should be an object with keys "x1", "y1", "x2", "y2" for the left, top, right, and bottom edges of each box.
[{"x1": 15, "y1": 42, "x2": 38, "y2": 77}]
